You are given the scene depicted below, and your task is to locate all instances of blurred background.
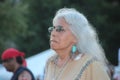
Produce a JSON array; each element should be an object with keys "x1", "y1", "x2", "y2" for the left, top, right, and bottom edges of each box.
[{"x1": 0, "y1": 0, "x2": 120, "y2": 79}]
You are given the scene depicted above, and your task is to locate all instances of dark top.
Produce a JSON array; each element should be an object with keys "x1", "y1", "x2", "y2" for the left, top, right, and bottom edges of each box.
[{"x1": 11, "y1": 66, "x2": 35, "y2": 80}]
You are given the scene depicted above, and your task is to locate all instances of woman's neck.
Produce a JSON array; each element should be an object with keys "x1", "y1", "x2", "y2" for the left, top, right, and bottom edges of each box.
[
  {"x1": 56, "y1": 54, "x2": 70, "y2": 67},
  {"x1": 56, "y1": 48, "x2": 71, "y2": 58}
]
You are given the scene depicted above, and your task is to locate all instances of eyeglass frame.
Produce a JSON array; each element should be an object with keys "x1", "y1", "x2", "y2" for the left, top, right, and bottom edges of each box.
[{"x1": 48, "y1": 25, "x2": 66, "y2": 33}]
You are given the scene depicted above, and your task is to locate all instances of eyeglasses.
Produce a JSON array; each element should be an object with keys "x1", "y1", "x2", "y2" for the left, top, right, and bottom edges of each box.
[
  {"x1": 48, "y1": 26, "x2": 65, "y2": 33},
  {"x1": 2, "y1": 58, "x2": 13, "y2": 63}
]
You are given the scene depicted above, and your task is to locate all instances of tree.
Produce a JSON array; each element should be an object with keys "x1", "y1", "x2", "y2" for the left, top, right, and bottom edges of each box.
[
  {"x1": 0, "y1": 0, "x2": 29, "y2": 54},
  {"x1": 15, "y1": 0, "x2": 62, "y2": 56}
]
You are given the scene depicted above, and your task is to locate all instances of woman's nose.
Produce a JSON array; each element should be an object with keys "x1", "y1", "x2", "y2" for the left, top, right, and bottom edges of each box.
[{"x1": 51, "y1": 28, "x2": 59, "y2": 37}]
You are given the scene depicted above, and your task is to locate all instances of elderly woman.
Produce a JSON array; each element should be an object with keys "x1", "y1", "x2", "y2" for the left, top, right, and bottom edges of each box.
[{"x1": 44, "y1": 8, "x2": 110, "y2": 80}]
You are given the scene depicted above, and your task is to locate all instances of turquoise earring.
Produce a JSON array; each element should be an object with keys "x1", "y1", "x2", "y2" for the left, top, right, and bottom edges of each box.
[{"x1": 72, "y1": 45, "x2": 77, "y2": 54}]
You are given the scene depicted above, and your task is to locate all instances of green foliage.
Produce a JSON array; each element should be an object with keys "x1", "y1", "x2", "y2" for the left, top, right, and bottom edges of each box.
[
  {"x1": 15, "y1": 0, "x2": 62, "y2": 57},
  {"x1": 0, "y1": 0, "x2": 29, "y2": 54}
]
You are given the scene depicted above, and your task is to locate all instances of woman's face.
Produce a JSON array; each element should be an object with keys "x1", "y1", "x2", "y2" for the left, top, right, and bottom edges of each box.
[{"x1": 49, "y1": 18, "x2": 77, "y2": 51}]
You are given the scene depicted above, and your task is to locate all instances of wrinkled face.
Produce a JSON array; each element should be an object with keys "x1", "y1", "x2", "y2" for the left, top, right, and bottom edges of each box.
[
  {"x1": 2, "y1": 58, "x2": 16, "y2": 72},
  {"x1": 49, "y1": 18, "x2": 77, "y2": 51}
]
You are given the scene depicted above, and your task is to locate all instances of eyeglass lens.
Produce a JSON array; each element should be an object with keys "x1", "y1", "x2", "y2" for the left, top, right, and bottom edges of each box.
[{"x1": 48, "y1": 26, "x2": 65, "y2": 33}]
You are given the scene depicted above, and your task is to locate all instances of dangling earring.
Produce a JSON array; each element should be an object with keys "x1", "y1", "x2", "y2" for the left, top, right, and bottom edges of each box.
[{"x1": 71, "y1": 45, "x2": 77, "y2": 54}]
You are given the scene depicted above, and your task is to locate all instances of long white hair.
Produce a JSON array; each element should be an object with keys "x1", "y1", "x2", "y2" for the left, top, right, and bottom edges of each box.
[{"x1": 53, "y1": 8, "x2": 108, "y2": 69}]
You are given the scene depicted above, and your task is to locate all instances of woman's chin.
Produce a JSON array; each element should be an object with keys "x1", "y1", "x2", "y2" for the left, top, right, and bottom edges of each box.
[{"x1": 50, "y1": 45, "x2": 58, "y2": 50}]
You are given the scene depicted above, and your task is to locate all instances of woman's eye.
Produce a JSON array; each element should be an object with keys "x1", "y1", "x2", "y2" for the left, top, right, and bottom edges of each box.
[
  {"x1": 56, "y1": 26, "x2": 65, "y2": 32},
  {"x1": 48, "y1": 26, "x2": 65, "y2": 33}
]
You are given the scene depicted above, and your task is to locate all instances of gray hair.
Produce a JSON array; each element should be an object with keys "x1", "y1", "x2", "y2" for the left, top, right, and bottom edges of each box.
[{"x1": 53, "y1": 8, "x2": 108, "y2": 68}]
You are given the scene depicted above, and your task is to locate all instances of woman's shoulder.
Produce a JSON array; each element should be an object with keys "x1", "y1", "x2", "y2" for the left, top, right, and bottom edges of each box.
[
  {"x1": 81, "y1": 54, "x2": 103, "y2": 68},
  {"x1": 75, "y1": 53, "x2": 98, "y2": 65},
  {"x1": 75, "y1": 53, "x2": 95, "y2": 61}
]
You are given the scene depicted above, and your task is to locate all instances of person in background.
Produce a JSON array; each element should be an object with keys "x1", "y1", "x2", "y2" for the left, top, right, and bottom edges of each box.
[
  {"x1": 44, "y1": 8, "x2": 111, "y2": 80},
  {"x1": 1, "y1": 48, "x2": 35, "y2": 80}
]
